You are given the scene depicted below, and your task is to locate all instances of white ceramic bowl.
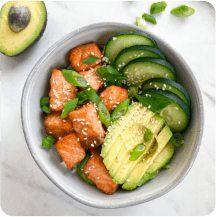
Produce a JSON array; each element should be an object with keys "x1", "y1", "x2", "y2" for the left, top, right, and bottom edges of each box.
[{"x1": 21, "y1": 22, "x2": 204, "y2": 208}]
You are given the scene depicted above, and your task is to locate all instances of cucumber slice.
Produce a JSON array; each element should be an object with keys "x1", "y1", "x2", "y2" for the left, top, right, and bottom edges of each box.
[
  {"x1": 136, "y1": 89, "x2": 190, "y2": 131},
  {"x1": 122, "y1": 57, "x2": 176, "y2": 86},
  {"x1": 104, "y1": 32, "x2": 158, "y2": 64},
  {"x1": 142, "y1": 78, "x2": 191, "y2": 106},
  {"x1": 114, "y1": 45, "x2": 166, "y2": 71}
]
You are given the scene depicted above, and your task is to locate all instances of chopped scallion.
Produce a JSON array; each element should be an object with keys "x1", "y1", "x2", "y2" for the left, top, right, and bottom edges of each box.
[
  {"x1": 111, "y1": 99, "x2": 130, "y2": 122},
  {"x1": 61, "y1": 98, "x2": 78, "y2": 119},
  {"x1": 40, "y1": 97, "x2": 50, "y2": 107},
  {"x1": 98, "y1": 101, "x2": 111, "y2": 128},
  {"x1": 96, "y1": 65, "x2": 121, "y2": 81},
  {"x1": 164, "y1": 164, "x2": 170, "y2": 169},
  {"x1": 128, "y1": 85, "x2": 139, "y2": 98},
  {"x1": 42, "y1": 135, "x2": 56, "y2": 149},
  {"x1": 62, "y1": 70, "x2": 87, "y2": 87},
  {"x1": 41, "y1": 106, "x2": 51, "y2": 114},
  {"x1": 170, "y1": 5, "x2": 195, "y2": 17},
  {"x1": 150, "y1": 1, "x2": 167, "y2": 14},
  {"x1": 142, "y1": 13, "x2": 157, "y2": 24},
  {"x1": 76, "y1": 153, "x2": 95, "y2": 185},
  {"x1": 85, "y1": 85, "x2": 101, "y2": 106},
  {"x1": 170, "y1": 133, "x2": 184, "y2": 147},
  {"x1": 82, "y1": 56, "x2": 99, "y2": 64},
  {"x1": 144, "y1": 129, "x2": 153, "y2": 142},
  {"x1": 130, "y1": 144, "x2": 146, "y2": 161},
  {"x1": 136, "y1": 17, "x2": 147, "y2": 29}
]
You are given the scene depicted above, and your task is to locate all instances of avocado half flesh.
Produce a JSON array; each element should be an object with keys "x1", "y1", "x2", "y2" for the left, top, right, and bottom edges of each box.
[{"x1": 0, "y1": 1, "x2": 47, "y2": 56}]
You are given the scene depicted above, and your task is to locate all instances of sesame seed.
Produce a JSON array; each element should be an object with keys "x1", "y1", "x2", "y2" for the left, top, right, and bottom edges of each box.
[
  {"x1": 178, "y1": 121, "x2": 181, "y2": 124},
  {"x1": 127, "y1": 179, "x2": 130, "y2": 182},
  {"x1": 59, "y1": 137, "x2": 61, "y2": 140},
  {"x1": 104, "y1": 143, "x2": 107, "y2": 146},
  {"x1": 77, "y1": 138, "x2": 80, "y2": 141},
  {"x1": 84, "y1": 138, "x2": 87, "y2": 140},
  {"x1": 96, "y1": 177, "x2": 100, "y2": 179},
  {"x1": 174, "y1": 107, "x2": 179, "y2": 110},
  {"x1": 91, "y1": 144, "x2": 94, "y2": 147},
  {"x1": 148, "y1": 105, "x2": 151, "y2": 109},
  {"x1": 113, "y1": 37, "x2": 117, "y2": 40},
  {"x1": 63, "y1": 120, "x2": 66, "y2": 122},
  {"x1": 121, "y1": 170, "x2": 124, "y2": 173}
]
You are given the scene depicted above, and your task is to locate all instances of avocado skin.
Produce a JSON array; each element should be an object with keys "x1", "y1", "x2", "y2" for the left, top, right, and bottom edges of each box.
[{"x1": 1, "y1": 2, "x2": 47, "y2": 57}]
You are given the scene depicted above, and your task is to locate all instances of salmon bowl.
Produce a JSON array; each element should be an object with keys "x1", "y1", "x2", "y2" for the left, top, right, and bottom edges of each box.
[{"x1": 21, "y1": 22, "x2": 204, "y2": 208}]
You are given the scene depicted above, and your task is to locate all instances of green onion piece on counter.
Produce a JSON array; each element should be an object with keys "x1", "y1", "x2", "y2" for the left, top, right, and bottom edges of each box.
[
  {"x1": 144, "y1": 129, "x2": 153, "y2": 142},
  {"x1": 136, "y1": 17, "x2": 147, "y2": 29},
  {"x1": 164, "y1": 164, "x2": 170, "y2": 169},
  {"x1": 130, "y1": 144, "x2": 146, "y2": 161},
  {"x1": 142, "y1": 13, "x2": 157, "y2": 24},
  {"x1": 41, "y1": 106, "x2": 51, "y2": 114},
  {"x1": 96, "y1": 65, "x2": 121, "y2": 81},
  {"x1": 85, "y1": 85, "x2": 101, "y2": 106},
  {"x1": 82, "y1": 56, "x2": 99, "y2": 64},
  {"x1": 40, "y1": 97, "x2": 50, "y2": 107},
  {"x1": 42, "y1": 135, "x2": 56, "y2": 149},
  {"x1": 61, "y1": 98, "x2": 79, "y2": 119},
  {"x1": 98, "y1": 101, "x2": 111, "y2": 128},
  {"x1": 128, "y1": 85, "x2": 139, "y2": 98},
  {"x1": 76, "y1": 153, "x2": 95, "y2": 185},
  {"x1": 170, "y1": 5, "x2": 195, "y2": 17},
  {"x1": 150, "y1": 1, "x2": 167, "y2": 14},
  {"x1": 170, "y1": 133, "x2": 184, "y2": 147},
  {"x1": 111, "y1": 99, "x2": 130, "y2": 122},
  {"x1": 62, "y1": 70, "x2": 87, "y2": 87}
]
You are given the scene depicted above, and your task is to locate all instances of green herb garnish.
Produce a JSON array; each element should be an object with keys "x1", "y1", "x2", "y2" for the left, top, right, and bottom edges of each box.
[
  {"x1": 62, "y1": 70, "x2": 87, "y2": 87},
  {"x1": 82, "y1": 56, "x2": 99, "y2": 64},
  {"x1": 96, "y1": 65, "x2": 121, "y2": 81},
  {"x1": 40, "y1": 97, "x2": 50, "y2": 107},
  {"x1": 136, "y1": 17, "x2": 147, "y2": 29},
  {"x1": 150, "y1": 1, "x2": 167, "y2": 14},
  {"x1": 130, "y1": 144, "x2": 146, "y2": 161},
  {"x1": 98, "y1": 101, "x2": 111, "y2": 128},
  {"x1": 42, "y1": 135, "x2": 56, "y2": 149},
  {"x1": 142, "y1": 13, "x2": 157, "y2": 24},
  {"x1": 170, "y1": 133, "x2": 184, "y2": 147},
  {"x1": 171, "y1": 5, "x2": 195, "y2": 17},
  {"x1": 41, "y1": 106, "x2": 51, "y2": 114},
  {"x1": 128, "y1": 85, "x2": 139, "y2": 98},
  {"x1": 145, "y1": 129, "x2": 153, "y2": 142},
  {"x1": 61, "y1": 98, "x2": 78, "y2": 119}
]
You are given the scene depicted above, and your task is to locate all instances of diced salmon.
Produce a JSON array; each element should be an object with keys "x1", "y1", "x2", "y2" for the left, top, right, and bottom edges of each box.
[
  {"x1": 55, "y1": 133, "x2": 85, "y2": 169},
  {"x1": 69, "y1": 102, "x2": 105, "y2": 149},
  {"x1": 49, "y1": 69, "x2": 77, "y2": 111},
  {"x1": 100, "y1": 85, "x2": 128, "y2": 113},
  {"x1": 79, "y1": 63, "x2": 104, "y2": 91},
  {"x1": 82, "y1": 149, "x2": 119, "y2": 195},
  {"x1": 44, "y1": 111, "x2": 73, "y2": 140},
  {"x1": 68, "y1": 42, "x2": 102, "y2": 72}
]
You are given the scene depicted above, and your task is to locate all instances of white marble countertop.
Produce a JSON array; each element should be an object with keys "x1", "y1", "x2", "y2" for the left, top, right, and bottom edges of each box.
[{"x1": 1, "y1": 1, "x2": 215, "y2": 215}]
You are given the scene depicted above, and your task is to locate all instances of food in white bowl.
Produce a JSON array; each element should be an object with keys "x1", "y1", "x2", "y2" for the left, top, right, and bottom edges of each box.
[{"x1": 40, "y1": 32, "x2": 191, "y2": 195}]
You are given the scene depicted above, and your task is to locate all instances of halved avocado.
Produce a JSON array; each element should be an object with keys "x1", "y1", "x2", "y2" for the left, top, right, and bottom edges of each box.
[{"x1": 0, "y1": 1, "x2": 47, "y2": 56}]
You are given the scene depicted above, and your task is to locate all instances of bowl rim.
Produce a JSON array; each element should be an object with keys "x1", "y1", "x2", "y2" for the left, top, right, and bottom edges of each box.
[{"x1": 21, "y1": 22, "x2": 204, "y2": 209}]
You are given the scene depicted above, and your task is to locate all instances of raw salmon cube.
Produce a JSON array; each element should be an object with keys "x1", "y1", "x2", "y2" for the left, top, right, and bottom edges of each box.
[
  {"x1": 69, "y1": 102, "x2": 105, "y2": 149},
  {"x1": 79, "y1": 63, "x2": 104, "y2": 91},
  {"x1": 44, "y1": 111, "x2": 73, "y2": 140},
  {"x1": 100, "y1": 85, "x2": 128, "y2": 113},
  {"x1": 49, "y1": 69, "x2": 77, "y2": 111},
  {"x1": 82, "y1": 149, "x2": 119, "y2": 195},
  {"x1": 55, "y1": 133, "x2": 85, "y2": 169},
  {"x1": 68, "y1": 42, "x2": 102, "y2": 72}
]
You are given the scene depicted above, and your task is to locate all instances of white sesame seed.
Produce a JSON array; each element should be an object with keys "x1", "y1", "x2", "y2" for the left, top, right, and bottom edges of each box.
[
  {"x1": 178, "y1": 121, "x2": 181, "y2": 124},
  {"x1": 91, "y1": 144, "x2": 94, "y2": 147},
  {"x1": 113, "y1": 37, "x2": 117, "y2": 40}
]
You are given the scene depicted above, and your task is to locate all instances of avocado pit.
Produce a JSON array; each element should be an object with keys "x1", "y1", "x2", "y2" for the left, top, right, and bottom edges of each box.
[{"x1": 8, "y1": 3, "x2": 31, "y2": 32}]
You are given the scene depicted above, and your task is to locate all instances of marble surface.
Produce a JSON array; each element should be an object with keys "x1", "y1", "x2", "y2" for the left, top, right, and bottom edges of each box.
[{"x1": 1, "y1": 1, "x2": 215, "y2": 215}]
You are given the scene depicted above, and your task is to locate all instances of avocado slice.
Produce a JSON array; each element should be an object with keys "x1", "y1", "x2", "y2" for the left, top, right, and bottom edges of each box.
[
  {"x1": 0, "y1": 1, "x2": 47, "y2": 56},
  {"x1": 122, "y1": 125, "x2": 173, "y2": 190},
  {"x1": 139, "y1": 141, "x2": 175, "y2": 185},
  {"x1": 111, "y1": 114, "x2": 165, "y2": 184}
]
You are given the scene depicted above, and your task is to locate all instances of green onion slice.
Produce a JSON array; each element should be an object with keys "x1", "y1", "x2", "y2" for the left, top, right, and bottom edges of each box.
[
  {"x1": 145, "y1": 129, "x2": 153, "y2": 142},
  {"x1": 42, "y1": 135, "x2": 56, "y2": 149},
  {"x1": 130, "y1": 144, "x2": 146, "y2": 161},
  {"x1": 96, "y1": 65, "x2": 121, "y2": 81},
  {"x1": 76, "y1": 90, "x2": 89, "y2": 101},
  {"x1": 61, "y1": 98, "x2": 78, "y2": 119},
  {"x1": 76, "y1": 153, "x2": 95, "y2": 185},
  {"x1": 171, "y1": 5, "x2": 195, "y2": 17},
  {"x1": 150, "y1": 1, "x2": 167, "y2": 14},
  {"x1": 136, "y1": 17, "x2": 147, "y2": 29},
  {"x1": 128, "y1": 85, "x2": 139, "y2": 98},
  {"x1": 111, "y1": 99, "x2": 130, "y2": 122},
  {"x1": 41, "y1": 106, "x2": 51, "y2": 114},
  {"x1": 164, "y1": 164, "x2": 170, "y2": 169},
  {"x1": 142, "y1": 13, "x2": 157, "y2": 24},
  {"x1": 98, "y1": 101, "x2": 111, "y2": 128},
  {"x1": 170, "y1": 133, "x2": 184, "y2": 147},
  {"x1": 62, "y1": 70, "x2": 87, "y2": 87},
  {"x1": 82, "y1": 56, "x2": 99, "y2": 64},
  {"x1": 85, "y1": 85, "x2": 101, "y2": 106},
  {"x1": 40, "y1": 97, "x2": 50, "y2": 107}
]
